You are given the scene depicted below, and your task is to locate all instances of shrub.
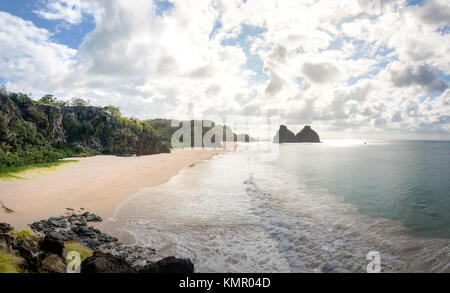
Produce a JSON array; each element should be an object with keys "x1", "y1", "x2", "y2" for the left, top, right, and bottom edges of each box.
[
  {"x1": 65, "y1": 242, "x2": 93, "y2": 261},
  {"x1": 9, "y1": 229, "x2": 36, "y2": 240},
  {"x1": 0, "y1": 250, "x2": 23, "y2": 273}
]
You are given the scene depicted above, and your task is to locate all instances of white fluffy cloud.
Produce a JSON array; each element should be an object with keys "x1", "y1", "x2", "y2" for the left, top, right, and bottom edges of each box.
[{"x1": 1, "y1": 0, "x2": 449, "y2": 139}]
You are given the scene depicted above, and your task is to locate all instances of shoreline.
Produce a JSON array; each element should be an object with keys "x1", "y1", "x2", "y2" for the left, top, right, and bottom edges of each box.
[{"x1": 0, "y1": 148, "x2": 226, "y2": 229}]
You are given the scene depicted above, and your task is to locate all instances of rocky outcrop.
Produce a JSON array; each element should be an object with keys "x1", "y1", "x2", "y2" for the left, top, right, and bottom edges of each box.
[
  {"x1": 62, "y1": 106, "x2": 170, "y2": 155},
  {"x1": 273, "y1": 125, "x2": 297, "y2": 143},
  {"x1": 81, "y1": 251, "x2": 134, "y2": 273},
  {"x1": 41, "y1": 254, "x2": 67, "y2": 273},
  {"x1": 296, "y1": 126, "x2": 320, "y2": 143},
  {"x1": 0, "y1": 93, "x2": 170, "y2": 157},
  {"x1": 0, "y1": 223, "x2": 13, "y2": 234},
  {"x1": 40, "y1": 235, "x2": 66, "y2": 257},
  {"x1": 138, "y1": 257, "x2": 195, "y2": 273},
  {"x1": 1, "y1": 213, "x2": 196, "y2": 273},
  {"x1": 273, "y1": 125, "x2": 321, "y2": 143},
  {"x1": 30, "y1": 213, "x2": 118, "y2": 251}
]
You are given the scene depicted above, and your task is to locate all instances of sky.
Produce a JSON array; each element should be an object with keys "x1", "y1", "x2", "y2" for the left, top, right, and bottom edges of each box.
[{"x1": 0, "y1": 0, "x2": 449, "y2": 139}]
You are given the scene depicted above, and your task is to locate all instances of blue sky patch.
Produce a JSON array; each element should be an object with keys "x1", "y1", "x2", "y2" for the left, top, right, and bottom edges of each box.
[
  {"x1": 155, "y1": 0, "x2": 174, "y2": 17},
  {"x1": 209, "y1": 19, "x2": 222, "y2": 40},
  {"x1": 296, "y1": 77, "x2": 304, "y2": 89},
  {"x1": 0, "y1": 0, "x2": 95, "y2": 49},
  {"x1": 221, "y1": 25, "x2": 269, "y2": 82},
  {"x1": 406, "y1": 0, "x2": 425, "y2": 7},
  {"x1": 437, "y1": 25, "x2": 450, "y2": 35}
]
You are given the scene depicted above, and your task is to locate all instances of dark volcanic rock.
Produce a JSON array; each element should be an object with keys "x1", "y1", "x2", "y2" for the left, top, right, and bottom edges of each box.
[
  {"x1": 82, "y1": 212, "x2": 103, "y2": 222},
  {"x1": 13, "y1": 238, "x2": 45, "y2": 269},
  {"x1": 138, "y1": 257, "x2": 195, "y2": 274},
  {"x1": 154, "y1": 257, "x2": 194, "y2": 273},
  {"x1": 41, "y1": 254, "x2": 67, "y2": 273},
  {"x1": 295, "y1": 126, "x2": 320, "y2": 143},
  {"x1": 30, "y1": 213, "x2": 119, "y2": 251},
  {"x1": 138, "y1": 263, "x2": 160, "y2": 273},
  {"x1": 0, "y1": 233, "x2": 14, "y2": 253},
  {"x1": 0, "y1": 223, "x2": 13, "y2": 234},
  {"x1": 40, "y1": 235, "x2": 66, "y2": 257},
  {"x1": 273, "y1": 125, "x2": 297, "y2": 143},
  {"x1": 2, "y1": 216, "x2": 194, "y2": 273},
  {"x1": 81, "y1": 252, "x2": 134, "y2": 273}
]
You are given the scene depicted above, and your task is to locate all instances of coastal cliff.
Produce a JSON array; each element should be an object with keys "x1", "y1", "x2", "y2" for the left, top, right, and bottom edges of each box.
[
  {"x1": 273, "y1": 125, "x2": 321, "y2": 143},
  {"x1": 0, "y1": 92, "x2": 169, "y2": 170}
]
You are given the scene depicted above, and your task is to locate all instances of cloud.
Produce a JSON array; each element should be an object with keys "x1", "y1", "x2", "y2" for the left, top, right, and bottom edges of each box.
[
  {"x1": 302, "y1": 62, "x2": 340, "y2": 84},
  {"x1": 416, "y1": 0, "x2": 450, "y2": 26},
  {"x1": 0, "y1": 11, "x2": 75, "y2": 95},
  {"x1": 33, "y1": 0, "x2": 94, "y2": 24},
  {"x1": 265, "y1": 68, "x2": 284, "y2": 96},
  {"x1": 1, "y1": 0, "x2": 450, "y2": 139},
  {"x1": 389, "y1": 63, "x2": 448, "y2": 93}
]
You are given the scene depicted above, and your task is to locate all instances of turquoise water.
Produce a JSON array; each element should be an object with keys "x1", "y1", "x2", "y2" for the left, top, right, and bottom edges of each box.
[
  {"x1": 111, "y1": 140, "x2": 450, "y2": 272},
  {"x1": 272, "y1": 140, "x2": 450, "y2": 239}
]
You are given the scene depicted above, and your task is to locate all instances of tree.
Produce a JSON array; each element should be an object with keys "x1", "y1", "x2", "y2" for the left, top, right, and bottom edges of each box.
[
  {"x1": 103, "y1": 105, "x2": 121, "y2": 117},
  {"x1": 70, "y1": 98, "x2": 89, "y2": 107},
  {"x1": 0, "y1": 85, "x2": 7, "y2": 96},
  {"x1": 39, "y1": 94, "x2": 55, "y2": 105},
  {"x1": 39, "y1": 94, "x2": 67, "y2": 108}
]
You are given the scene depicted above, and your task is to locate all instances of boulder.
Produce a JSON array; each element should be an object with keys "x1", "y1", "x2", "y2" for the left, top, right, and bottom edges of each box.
[
  {"x1": 40, "y1": 235, "x2": 66, "y2": 257},
  {"x1": 0, "y1": 233, "x2": 14, "y2": 253},
  {"x1": 81, "y1": 212, "x2": 103, "y2": 222},
  {"x1": 154, "y1": 257, "x2": 194, "y2": 273},
  {"x1": 71, "y1": 226, "x2": 98, "y2": 239},
  {"x1": 295, "y1": 126, "x2": 320, "y2": 143},
  {"x1": 273, "y1": 125, "x2": 297, "y2": 143},
  {"x1": 41, "y1": 254, "x2": 67, "y2": 273},
  {"x1": 81, "y1": 252, "x2": 134, "y2": 273},
  {"x1": 47, "y1": 217, "x2": 68, "y2": 228},
  {"x1": 0, "y1": 223, "x2": 13, "y2": 234},
  {"x1": 13, "y1": 238, "x2": 44, "y2": 268},
  {"x1": 138, "y1": 263, "x2": 160, "y2": 273}
]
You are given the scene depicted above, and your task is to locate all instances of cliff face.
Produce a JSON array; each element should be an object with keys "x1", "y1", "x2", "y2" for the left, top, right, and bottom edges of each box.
[
  {"x1": 0, "y1": 94, "x2": 62, "y2": 152},
  {"x1": 62, "y1": 106, "x2": 169, "y2": 155},
  {"x1": 0, "y1": 94, "x2": 169, "y2": 156},
  {"x1": 273, "y1": 125, "x2": 297, "y2": 143},
  {"x1": 273, "y1": 125, "x2": 321, "y2": 143}
]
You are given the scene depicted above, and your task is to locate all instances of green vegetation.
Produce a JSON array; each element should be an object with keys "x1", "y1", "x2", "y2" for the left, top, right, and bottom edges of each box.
[
  {"x1": 38, "y1": 94, "x2": 68, "y2": 108},
  {"x1": 0, "y1": 250, "x2": 23, "y2": 273},
  {"x1": 1, "y1": 89, "x2": 169, "y2": 172},
  {"x1": 0, "y1": 92, "x2": 94, "y2": 172},
  {"x1": 148, "y1": 119, "x2": 229, "y2": 148},
  {"x1": 0, "y1": 160, "x2": 79, "y2": 180},
  {"x1": 9, "y1": 229, "x2": 36, "y2": 240},
  {"x1": 65, "y1": 241, "x2": 93, "y2": 261}
]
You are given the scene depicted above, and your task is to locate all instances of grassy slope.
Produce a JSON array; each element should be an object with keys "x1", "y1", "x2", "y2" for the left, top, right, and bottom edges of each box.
[{"x1": 0, "y1": 160, "x2": 79, "y2": 180}]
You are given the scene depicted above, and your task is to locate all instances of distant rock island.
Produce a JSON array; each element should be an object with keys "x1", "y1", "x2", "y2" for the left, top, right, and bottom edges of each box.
[
  {"x1": 237, "y1": 134, "x2": 257, "y2": 143},
  {"x1": 273, "y1": 125, "x2": 321, "y2": 143}
]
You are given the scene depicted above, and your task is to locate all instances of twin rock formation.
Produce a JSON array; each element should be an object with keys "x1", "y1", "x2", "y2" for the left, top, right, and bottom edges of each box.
[{"x1": 273, "y1": 125, "x2": 320, "y2": 143}]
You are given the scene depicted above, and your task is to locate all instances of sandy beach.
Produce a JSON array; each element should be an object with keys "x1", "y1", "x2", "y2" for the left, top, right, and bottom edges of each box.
[{"x1": 0, "y1": 148, "x2": 224, "y2": 229}]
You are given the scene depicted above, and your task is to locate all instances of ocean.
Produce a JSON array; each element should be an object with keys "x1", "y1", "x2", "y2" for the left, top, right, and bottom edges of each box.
[{"x1": 110, "y1": 140, "x2": 450, "y2": 272}]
